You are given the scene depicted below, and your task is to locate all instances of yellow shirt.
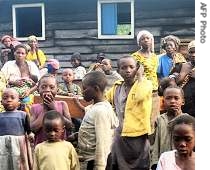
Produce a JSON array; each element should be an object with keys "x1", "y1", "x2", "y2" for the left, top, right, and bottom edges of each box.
[
  {"x1": 132, "y1": 51, "x2": 158, "y2": 91},
  {"x1": 33, "y1": 140, "x2": 80, "y2": 170},
  {"x1": 106, "y1": 79, "x2": 153, "y2": 136},
  {"x1": 26, "y1": 49, "x2": 47, "y2": 68}
]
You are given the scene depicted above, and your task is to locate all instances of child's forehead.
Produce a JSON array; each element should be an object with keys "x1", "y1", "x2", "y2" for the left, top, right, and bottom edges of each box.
[{"x1": 3, "y1": 89, "x2": 18, "y2": 96}]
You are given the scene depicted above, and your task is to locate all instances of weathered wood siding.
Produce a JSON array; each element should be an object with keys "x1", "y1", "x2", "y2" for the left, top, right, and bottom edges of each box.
[{"x1": 0, "y1": 0, "x2": 195, "y2": 73}]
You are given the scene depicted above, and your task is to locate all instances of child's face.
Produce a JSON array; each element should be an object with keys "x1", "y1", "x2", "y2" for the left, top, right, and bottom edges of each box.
[
  {"x1": 165, "y1": 40, "x2": 177, "y2": 54},
  {"x1": 38, "y1": 77, "x2": 58, "y2": 99},
  {"x1": 164, "y1": 88, "x2": 184, "y2": 113},
  {"x1": 14, "y1": 47, "x2": 27, "y2": 62},
  {"x1": 139, "y1": 34, "x2": 152, "y2": 49},
  {"x1": 71, "y1": 59, "x2": 80, "y2": 68},
  {"x1": 118, "y1": 58, "x2": 137, "y2": 82},
  {"x1": 101, "y1": 59, "x2": 112, "y2": 73},
  {"x1": 1, "y1": 89, "x2": 20, "y2": 111},
  {"x1": 62, "y1": 70, "x2": 74, "y2": 83},
  {"x1": 44, "y1": 118, "x2": 64, "y2": 142},
  {"x1": 173, "y1": 123, "x2": 195, "y2": 157},
  {"x1": 82, "y1": 78, "x2": 95, "y2": 102}
]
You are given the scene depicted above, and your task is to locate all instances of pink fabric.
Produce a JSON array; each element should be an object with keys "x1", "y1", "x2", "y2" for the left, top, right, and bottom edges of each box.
[
  {"x1": 47, "y1": 59, "x2": 60, "y2": 69},
  {"x1": 31, "y1": 101, "x2": 66, "y2": 145},
  {"x1": 156, "y1": 150, "x2": 181, "y2": 170}
]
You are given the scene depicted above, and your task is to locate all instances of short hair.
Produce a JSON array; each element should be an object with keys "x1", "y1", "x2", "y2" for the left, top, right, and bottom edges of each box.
[
  {"x1": 170, "y1": 114, "x2": 195, "y2": 131},
  {"x1": 83, "y1": 71, "x2": 107, "y2": 92},
  {"x1": 71, "y1": 52, "x2": 81, "y2": 61},
  {"x1": 117, "y1": 55, "x2": 137, "y2": 68},
  {"x1": 163, "y1": 86, "x2": 184, "y2": 99},
  {"x1": 38, "y1": 73, "x2": 58, "y2": 87},
  {"x1": 43, "y1": 110, "x2": 64, "y2": 126},
  {"x1": 14, "y1": 44, "x2": 28, "y2": 54}
]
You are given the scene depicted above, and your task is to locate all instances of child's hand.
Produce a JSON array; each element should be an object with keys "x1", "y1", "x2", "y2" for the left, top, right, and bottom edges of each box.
[
  {"x1": 28, "y1": 132, "x2": 35, "y2": 143},
  {"x1": 43, "y1": 93, "x2": 56, "y2": 110}
]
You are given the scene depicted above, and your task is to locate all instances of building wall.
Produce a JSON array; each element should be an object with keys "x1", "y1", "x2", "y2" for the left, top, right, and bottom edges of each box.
[{"x1": 0, "y1": 0, "x2": 195, "y2": 72}]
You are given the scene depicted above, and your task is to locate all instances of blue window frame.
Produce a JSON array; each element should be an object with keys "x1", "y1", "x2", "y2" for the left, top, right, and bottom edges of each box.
[{"x1": 98, "y1": 0, "x2": 134, "y2": 39}]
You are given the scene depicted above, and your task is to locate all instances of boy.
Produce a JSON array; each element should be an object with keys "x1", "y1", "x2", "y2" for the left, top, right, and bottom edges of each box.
[
  {"x1": 58, "y1": 68, "x2": 82, "y2": 96},
  {"x1": 33, "y1": 110, "x2": 80, "y2": 170},
  {"x1": 151, "y1": 86, "x2": 186, "y2": 170},
  {"x1": 78, "y1": 71, "x2": 119, "y2": 170},
  {"x1": 106, "y1": 55, "x2": 153, "y2": 170}
]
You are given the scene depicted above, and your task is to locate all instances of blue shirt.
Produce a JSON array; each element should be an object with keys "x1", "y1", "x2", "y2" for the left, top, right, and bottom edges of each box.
[{"x1": 157, "y1": 54, "x2": 173, "y2": 79}]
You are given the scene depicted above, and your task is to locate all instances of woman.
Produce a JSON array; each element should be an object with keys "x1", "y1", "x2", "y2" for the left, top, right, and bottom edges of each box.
[
  {"x1": 1, "y1": 44, "x2": 40, "y2": 113},
  {"x1": 26, "y1": 35, "x2": 47, "y2": 70},
  {"x1": 131, "y1": 30, "x2": 159, "y2": 139}
]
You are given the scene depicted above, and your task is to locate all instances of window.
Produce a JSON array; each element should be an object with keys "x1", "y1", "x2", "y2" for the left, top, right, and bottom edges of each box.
[
  {"x1": 12, "y1": 3, "x2": 45, "y2": 41},
  {"x1": 98, "y1": 0, "x2": 134, "y2": 39}
]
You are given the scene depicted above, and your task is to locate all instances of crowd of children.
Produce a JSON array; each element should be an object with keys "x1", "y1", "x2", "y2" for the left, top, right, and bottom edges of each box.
[{"x1": 0, "y1": 32, "x2": 195, "y2": 170}]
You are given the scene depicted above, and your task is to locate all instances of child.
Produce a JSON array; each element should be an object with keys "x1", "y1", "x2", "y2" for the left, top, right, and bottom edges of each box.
[
  {"x1": 151, "y1": 86, "x2": 186, "y2": 170},
  {"x1": 158, "y1": 77, "x2": 177, "y2": 114},
  {"x1": 0, "y1": 71, "x2": 6, "y2": 112},
  {"x1": 156, "y1": 114, "x2": 195, "y2": 170},
  {"x1": 33, "y1": 110, "x2": 80, "y2": 170},
  {"x1": 58, "y1": 68, "x2": 82, "y2": 96},
  {"x1": 71, "y1": 52, "x2": 86, "y2": 79},
  {"x1": 0, "y1": 88, "x2": 34, "y2": 170},
  {"x1": 106, "y1": 55, "x2": 153, "y2": 170},
  {"x1": 78, "y1": 71, "x2": 119, "y2": 170},
  {"x1": 30, "y1": 74, "x2": 73, "y2": 145}
]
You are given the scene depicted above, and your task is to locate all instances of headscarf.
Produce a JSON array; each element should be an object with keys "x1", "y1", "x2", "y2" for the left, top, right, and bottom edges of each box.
[
  {"x1": 136, "y1": 30, "x2": 154, "y2": 52},
  {"x1": 47, "y1": 59, "x2": 60, "y2": 70},
  {"x1": 162, "y1": 35, "x2": 181, "y2": 51},
  {"x1": 28, "y1": 35, "x2": 38, "y2": 42},
  {"x1": 188, "y1": 40, "x2": 195, "y2": 51},
  {"x1": 1, "y1": 35, "x2": 20, "y2": 47}
]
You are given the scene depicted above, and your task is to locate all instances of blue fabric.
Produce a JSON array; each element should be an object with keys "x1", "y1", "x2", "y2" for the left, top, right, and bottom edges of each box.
[
  {"x1": 157, "y1": 54, "x2": 173, "y2": 79},
  {"x1": 0, "y1": 111, "x2": 26, "y2": 136},
  {"x1": 101, "y1": 3, "x2": 117, "y2": 35}
]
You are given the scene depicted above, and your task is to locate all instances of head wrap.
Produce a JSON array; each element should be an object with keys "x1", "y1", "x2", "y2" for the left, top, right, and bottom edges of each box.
[
  {"x1": 162, "y1": 35, "x2": 180, "y2": 50},
  {"x1": 188, "y1": 40, "x2": 195, "y2": 51},
  {"x1": 136, "y1": 30, "x2": 154, "y2": 52},
  {"x1": 47, "y1": 59, "x2": 60, "y2": 69},
  {"x1": 28, "y1": 35, "x2": 38, "y2": 42},
  {"x1": 1, "y1": 35, "x2": 12, "y2": 43}
]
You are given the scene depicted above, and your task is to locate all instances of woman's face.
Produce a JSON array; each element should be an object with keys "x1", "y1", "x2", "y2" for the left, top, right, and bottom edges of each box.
[
  {"x1": 165, "y1": 40, "x2": 177, "y2": 55},
  {"x1": 2, "y1": 37, "x2": 12, "y2": 48},
  {"x1": 28, "y1": 40, "x2": 38, "y2": 49},
  {"x1": 14, "y1": 47, "x2": 27, "y2": 62}
]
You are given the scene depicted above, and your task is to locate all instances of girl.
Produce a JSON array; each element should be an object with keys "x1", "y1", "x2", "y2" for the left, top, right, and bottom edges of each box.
[
  {"x1": 156, "y1": 114, "x2": 195, "y2": 170},
  {"x1": 0, "y1": 88, "x2": 34, "y2": 170},
  {"x1": 131, "y1": 30, "x2": 159, "y2": 137},
  {"x1": 30, "y1": 74, "x2": 73, "y2": 145},
  {"x1": 26, "y1": 35, "x2": 47, "y2": 70},
  {"x1": 71, "y1": 52, "x2": 86, "y2": 79}
]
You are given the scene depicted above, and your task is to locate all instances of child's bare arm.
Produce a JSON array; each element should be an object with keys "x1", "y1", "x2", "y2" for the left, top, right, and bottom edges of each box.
[
  {"x1": 30, "y1": 107, "x2": 45, "y2": 132},
  {"x1": 62, "y1": 101, "x2": 73, "y2": 129},
  {"x1": 136, "y1": 63, "x2": 144, "y2": 82},
  {"x1": 73, "y1": 96, "x2": 85, "y2": 113}
]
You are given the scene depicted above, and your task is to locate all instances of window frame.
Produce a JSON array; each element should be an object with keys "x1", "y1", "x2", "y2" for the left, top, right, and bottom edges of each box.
[
  {"x1": 97, "y1": 0, "x2": 134, "y2": 39},
  {"x1": 12, "y1": 3, "x2": 45, "y2": 41}
]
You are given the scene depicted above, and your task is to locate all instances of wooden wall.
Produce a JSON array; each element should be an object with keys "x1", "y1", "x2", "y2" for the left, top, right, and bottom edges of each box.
[{"x1": 0, "y1": 0, "x2": 195, "y2": 75}]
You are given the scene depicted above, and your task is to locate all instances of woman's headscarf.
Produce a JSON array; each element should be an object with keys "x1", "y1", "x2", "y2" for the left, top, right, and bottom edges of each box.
[{"x1": 136, "y1": 30, "x2": 154, "y2": 52}]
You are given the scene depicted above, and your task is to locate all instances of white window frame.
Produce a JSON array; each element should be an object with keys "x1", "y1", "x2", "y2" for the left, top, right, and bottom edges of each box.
[
  {"x1": 12, "y1": 3, "x2": 45, "y2": 41},
  {"x1": 97, "y1": 0, "x2": 134, "y2": 39}
]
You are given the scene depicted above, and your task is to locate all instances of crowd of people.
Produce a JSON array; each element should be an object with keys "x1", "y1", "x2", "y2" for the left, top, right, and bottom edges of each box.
[{"x1": 0, "y1": 31, "x2": 195, "y2": 170}]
